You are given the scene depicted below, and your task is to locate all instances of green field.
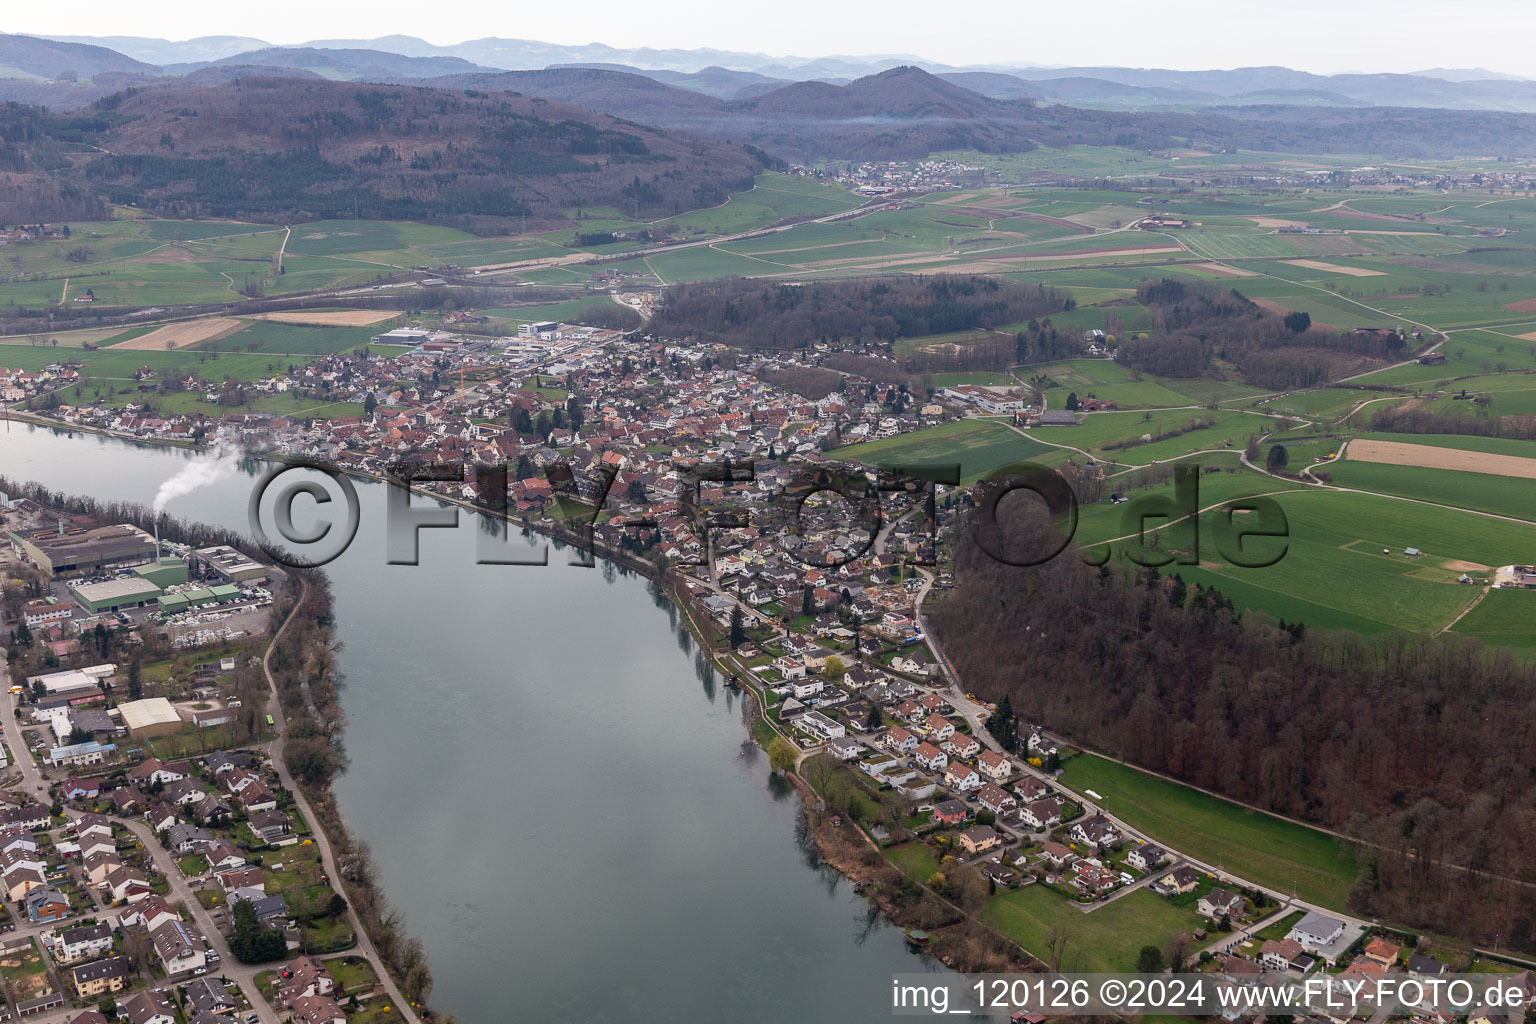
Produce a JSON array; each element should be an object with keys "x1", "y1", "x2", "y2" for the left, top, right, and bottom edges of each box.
[
  {"x1": 1057, "y1": 754, "x2": 1360, "y2": 909},
  {"x1": 1450, "y1": 588, "x2": 1536, "y2": 654},
  {"x1": 829, "y1": 419, "x2": 1053, "y2": 483},
  {"x1": 982, "y1": 886, "x2": 1207, "y2": 972},
  {"x1": 1327, "y1": 457, "x2": 1536, "y2": 524}
]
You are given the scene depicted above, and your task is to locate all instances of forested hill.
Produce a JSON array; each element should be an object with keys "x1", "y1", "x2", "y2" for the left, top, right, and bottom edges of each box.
[
  {"x1": 0, "y1": 77, "x2": 769, "y2": 229},
  {"x1": 926, "y1": 501, "x2": 1536, "y2": 951}
]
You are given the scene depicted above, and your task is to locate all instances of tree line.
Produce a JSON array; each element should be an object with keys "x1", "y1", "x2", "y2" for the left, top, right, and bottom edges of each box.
[
  {"x1": 926, "y1": 495, "x2": 1536, "y2": 952},
  {"x1": 649, "y1": 275, "x2": 1068, "y2": 351}
]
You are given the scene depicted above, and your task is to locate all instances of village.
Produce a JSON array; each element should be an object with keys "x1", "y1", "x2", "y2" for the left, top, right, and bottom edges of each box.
[{"x1": 5, "y1": 310, "x2": 1536, "y2": 1024}]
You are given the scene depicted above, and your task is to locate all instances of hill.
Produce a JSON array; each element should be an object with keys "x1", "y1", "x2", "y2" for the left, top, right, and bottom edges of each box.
[
  {"x1": 166, "y1": 47, "x2": 497, "y2": 81},
  {"x1": 1, "y1": 77, "x2": 769, "y2": 229},
  {"x1": 0, "y1": 33, "x2": 157, "y2": 80}
]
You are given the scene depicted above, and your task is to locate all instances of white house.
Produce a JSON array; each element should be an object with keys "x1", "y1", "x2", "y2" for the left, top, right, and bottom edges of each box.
[
  {"x1": 1019, "y1": 798, "x2": 1063, "y2": 829},
  {"x1": 1125, "y1": 844, "x2": 1169, "y2": 872},
  {"x1": 944, "y1": 763, "x2": 981, "y2": 792},
  {"x1": 56, "y1": 921, "x2": 114, "y2": 963},
  {"x1": 884, "y1": 726, "x2": 918, "y2": 754},
  {"x1": 789, "y1": 677, "x2": 825, "y2": 700},
  {"x1": 1288, "y1": 912, "x2": 1345, "y2": 951},
  {"x1": 914, "y1": 742, "x2": 948, "y2": 771},
  {"x1": 798, "y1": 711, "x2": 845, "y2": 742}
]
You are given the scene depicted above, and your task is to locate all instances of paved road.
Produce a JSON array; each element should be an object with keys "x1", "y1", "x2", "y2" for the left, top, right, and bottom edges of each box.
[
  {"x1": 257, "y1": 580, "x2": 423, "y2": 1024},
  {"x1": 0, "y1": 663, "x2": 280, "y2": 1024}
]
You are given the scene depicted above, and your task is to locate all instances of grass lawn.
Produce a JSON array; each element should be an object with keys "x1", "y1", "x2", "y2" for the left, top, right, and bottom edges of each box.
[
  {"x1": 1253, "y1": 909, "x2": 1307, "y2": 942},
  {"x1": 982, "y1": 886, "x2": 1206, "y2": 972},
  {"x1": 1057, "y1": 754, "x2": 1359, "y2": 910},
  {"x1": 888, "y1": 842, "x2": 942, "y2": 882},
  {"x1": 830, "y1": 419, "x2": 1053, "y2": 483},
  {"x1": 324, "y1": 955, "x2": 378, "y2": 995}
]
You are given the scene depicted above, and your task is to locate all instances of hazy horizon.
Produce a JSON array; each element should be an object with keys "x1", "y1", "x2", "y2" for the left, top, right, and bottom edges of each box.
[{"x1": 10, "y1": 0, "x2": 1536, "y2": 77}]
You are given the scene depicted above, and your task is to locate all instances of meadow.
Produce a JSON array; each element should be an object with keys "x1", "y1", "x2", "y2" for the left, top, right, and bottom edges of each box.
[
  {"x1": 982, "y1": 886, "x2": 1207, "y2": 972},
  {"x1": 829, "y1": 419, "x2": 1052, "y2": 483},
  {"x1": 1057, "y1": 754, "x2": 1360, "y2": 909}
]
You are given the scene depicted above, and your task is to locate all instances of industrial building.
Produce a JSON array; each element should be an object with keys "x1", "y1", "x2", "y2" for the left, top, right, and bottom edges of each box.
[
  {"x1": 9, "y1": 523, "x2": 156, "y2": 576},
  {"x1": 69, "y1": 577, "x2": 164, "y2": 614},
  {"x1": 133, "y1": 558, "x2": 190, "y2": 588},
  {"x1": 116, "y1": 697, "x2": 184, "y2": 739},
  {"x1": 157, "y1": 583, "x2": 240, "y2": 615},
  {"x1": 193, "y1": 546, "x2": 267, "y2": 584},
  {"x1": 27, "y1": 665, "x2": 115, "y2": 695}
]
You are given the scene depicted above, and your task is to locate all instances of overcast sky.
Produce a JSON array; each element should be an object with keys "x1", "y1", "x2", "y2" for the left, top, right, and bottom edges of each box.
[{"x1": 13, "y1": 0, "x2": 1536, "y2": 76}]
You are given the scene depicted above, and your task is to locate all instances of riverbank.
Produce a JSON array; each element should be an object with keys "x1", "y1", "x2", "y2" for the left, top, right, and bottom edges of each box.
[
  {"x1": 4, "y1": 412, "x2": 1029, "y2": 982},
  {"x1": 0, "y1": 465, "x2": 446, "y2": 1022}
]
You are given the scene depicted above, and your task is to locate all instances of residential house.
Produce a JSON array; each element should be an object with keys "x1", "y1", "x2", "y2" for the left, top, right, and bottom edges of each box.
[
  {"x1": 1125, "y1": 844, "x2": 1169, "y2": 872},
  {"x1": 923, "y1": 715, "x2": 954, "y2": 742},
  {"x1": 150, "y1": 919, "x2": 207, "y2": 976},
  {"x1": 1260, "y1": 938, "x2": 1307, "y2": 973},
  {"x1": 977, "y1": 750, "x2": 1011, "y2": 782},
  {"x1": 1073, "y1": 861, "x2": 1120, "y2": 896},
  {"x1": 290, "y1": 995, "x2": 347, "y2": 1024},
  {"x1": 163, "y1": 779, "x2": 206, "y2": 807},
  {"x1": 931, "y1": 800, "x2": 969, "y2": 826},
  {"x1": 1067, "y1": 815, "x2": 1119, "y2": 849},
  {"x1": 56, "y1": 921, "x2": 113, "y2": 963},
  {"x1": 1038, "y1": 841, "x2": 1075, "y2": 868},
  {"x1": 128, "y1": 758, "x2": 186, "y2": 787},
  {"x1": 1288, "y1": 912, "x2": 1345, "y2": 952},
  {"x1": 1014, "y1": 776, "x2": 1050, "y2": 802},
  {"x1": 70, "y1": 957, "x2": 129, "y2": 999},
  {"x1": 1198, "y1": 887, "x2": 1244, "y2": 920},
  {"x1": 1018, "y1": 798, "x2": 1062, "y2": 830},
  {"x1": 958, "y1": 825, "x2": 1000, "y2": 855},
  {"x1": 884, "y1": 726, "x2": 918, "y2": 754},
  {"x1": 121, "y1": 895, "x2": 179, "y2": 933},
  {"x1": 277, "y1": 955, "x2": 335, "y2": 1004},
  {"x1": 203, "y1": 841, "x2": 246, "y2": 872},
  {"x1": 976, "y1": 783, "x2": 1017, "y2": 818},
  {"x1": 165, "y1": 824, "x2": 213, "y2": 854},
  {"x1": 1406, "y1": 954, "x2": 1448, "y2": 977},
  {"x1": 61, "y1": 778, "x2": 101, "y2": 801},
  {"x1": 1161, "y1": 866, "x2": 1201, "y2": 895},
  {"x1": 826, "y1": 737, "x2": 864, "y2": 761},
  {"x1": 25, "y1": 884, "x2": 68, "y2": 922},
  {"x1": 913, "y1": 743, "x2": 948, "y2": 772},
  {"x1": 1363, "y1": 937, "x2": 1401, "y2": 967},
  {"x1": 122, "y1": 990, "x2": 176, "y2": 1024},
  {"x1": 945, "y1": 733, "x2": 981, "y2": 759},
  {"x1": 185, "y1": 979, "x2": 236, "y2": 1017},
  {"x1": 943, "y1": 762, "x2": 981, "y2": 792}
]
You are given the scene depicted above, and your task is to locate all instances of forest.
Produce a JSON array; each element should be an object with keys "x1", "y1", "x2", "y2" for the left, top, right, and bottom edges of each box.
[
  {"x1": 1114, "y1": 279, "x2": 1410, "y2": 388},
  {"x1": 926, "y1": 495, "x2": 1536, "y2": 951},
  {"x1": 649, "y1": 275, "x2": 1069, "y2": 350}
]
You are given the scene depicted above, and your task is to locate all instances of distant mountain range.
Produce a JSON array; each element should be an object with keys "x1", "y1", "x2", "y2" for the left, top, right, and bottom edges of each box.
[{"x1": 7, "y1": 32, "x2": 1536, "y2": 114}]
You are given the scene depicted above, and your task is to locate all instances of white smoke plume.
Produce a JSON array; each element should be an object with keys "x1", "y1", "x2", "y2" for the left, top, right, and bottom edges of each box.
[{"x1": 151, "y1": 443, "x2": 241, "y2": 514}]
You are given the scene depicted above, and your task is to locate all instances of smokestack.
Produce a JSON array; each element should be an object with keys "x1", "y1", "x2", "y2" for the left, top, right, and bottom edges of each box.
[{"x1": 155, "y1": 521, "x2": 162, "y2": 565}]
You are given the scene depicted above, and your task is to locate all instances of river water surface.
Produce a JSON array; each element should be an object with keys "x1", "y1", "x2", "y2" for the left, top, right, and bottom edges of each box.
[{"x1": 2, "y1": 424, "x2": 948, "y2": 1023}]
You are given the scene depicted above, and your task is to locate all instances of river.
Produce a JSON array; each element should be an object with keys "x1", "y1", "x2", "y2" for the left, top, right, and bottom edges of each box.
[{"x1": 1, "y1": 424, "x2": 951, "y2": 1023}]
